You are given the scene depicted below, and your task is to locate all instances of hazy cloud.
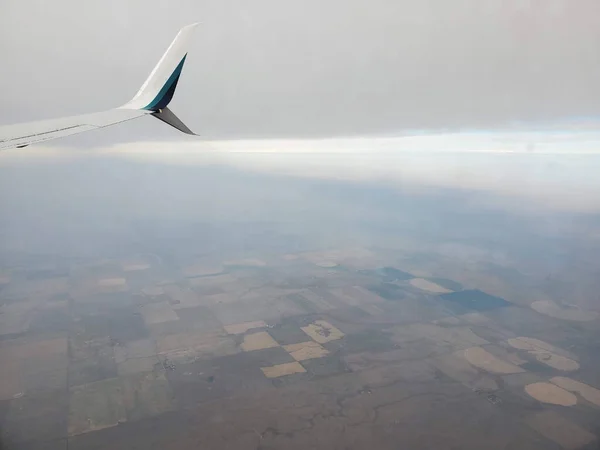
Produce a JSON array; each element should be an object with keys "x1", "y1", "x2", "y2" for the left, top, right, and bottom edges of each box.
[{"x1": 3, "y1": 132, "x2": 600, "y2": 212}]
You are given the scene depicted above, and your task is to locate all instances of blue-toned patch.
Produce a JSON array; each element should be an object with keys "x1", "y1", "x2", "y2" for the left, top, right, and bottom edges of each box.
[{"x1": 142, "y1": 55, "x2": 187, "y2": 111}]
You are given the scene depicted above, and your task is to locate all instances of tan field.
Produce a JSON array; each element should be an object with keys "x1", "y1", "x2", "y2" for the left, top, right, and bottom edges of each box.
[
  {"x1": 507, "y1": 337, "x2": 567, "y2": 354},
  {"x1": 97, "y1": 278, "x2": 127, "y2": 287},
  {"x1": 409, "y1": 278, "x2": 452, "y2": 293},
  {"x1": 531, "y1": 351, "x2": 579, "y2": 371},
  {"x1": 463, "y1": 347, "x2": 524, "y2": 374},
  {"x1": 261, "y1": 362, "x2": 306, "y2": 378},
  {"x1": 550, "y1": 377, "x2": 600, "y2": 407},
  {"x1": 524, "y1": 382, "x2": 577, "y2": 406},
  {"x1": 301, "y1": 320, "x2": 345, "y2": 344},
  {"x1": 141, "y1": 286, "x2": 164, "y2": 296},
  {"x1": 531, "y1": 300, "x2": 597, "y2": 322},
  {"x1": 315, "y1": 261, "x2": 339, "y2": 268},
  {"x1": 507, "y1": 337, "x2": 579, "y2": 371},
  {"x1": 284, "y1": 341, "x2": 330, "y2": 361},
  {"x1": 241, "y1": 331, "x2": 280, "y2": 351}
]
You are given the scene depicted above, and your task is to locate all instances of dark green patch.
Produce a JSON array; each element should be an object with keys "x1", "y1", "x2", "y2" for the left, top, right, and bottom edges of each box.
[
  {"x1": 2, "y1": 391, "x2": 67, "y2": 444},
  {"x1": 439, "y1": 289, "x2": 510, "y2": 313},
  {"x1": 72, "y1": 305, "x2": 147, "y2": 344},
  {"x1": 518, "y1": 360, "x2": 559, "y2": 375},
  {"x1": 325, "y1": 329, "x2": 395, "y2": 354},
  {"x1": 324, "y1": 306, "x2": 370, "y2": 325},
  {"x1": 367, "y1": 283, "x2": 407, "y2": 300},
  {"x1": 0, "y1": 399, "x2": 10, "y2": 427},
  {"x1": 67, "y1": 410, "x2": 184, "y2": 450},
  {"x1": 245, "y1": 346, "x2": 296, "y2": 367},
  {"x1": 0, "y1": 331, "x2": 27, "y2": 342},
  {"x1": 302, "y1": 355, "x2": 350, "y2": 378},
  {"x1": 377, "y1": 267, "x2": 414, "y2": 282},
  {"x1": 68, "y1": 337, "x2": 117, "y2": 387},
  {"x1": 173, "y1": 306, "x2": 224, "y2": 334},
  {"x1": 483, "y1": 263, "x2": 526, "y2": 285},
  {"x1": 68, "y1": 356, "x2": 118, "y2": 388},
  {"x1": 23, "y1": 355, "x2": 68, "y2": 394},
  {"x1": 270, "y1": 371, "x2": 312, "y2": 388},
  {"x1": 191, "y1": 285, "x2": 225, "y2": 296},
  {"x1": 72, "y1": 293, "x2": 134, "y2": 316},
  {"x1": 71, "y1": 314, "x2": 112, "y2": 341},
  {"x1": 48, "y1": 293, "x2": 71, "y2": 303},
  {"x1": 28, "y1": 309, "x2": 72, "y2": 335},
  {"x1": 286, "y1": 293, "x2": 320, "y2": 314},
  {"x1": 268, "y1": 321, "x2": 312, "y2": 346},
  {"x1": 26, "y1": 269, "x2": 69, "y2": 280},
  {"x1": 425, "y1": 277, "x2": 463, "y2": 291},
  {"x1": 109, "y1": 312, "x2": 148, "y2": 344},
  {"x1": 483, "y1": 306, "x2": 572, "y2": 341},
  {"x1": 166, "y1": 352, "x2": 273, "y2": 407}
]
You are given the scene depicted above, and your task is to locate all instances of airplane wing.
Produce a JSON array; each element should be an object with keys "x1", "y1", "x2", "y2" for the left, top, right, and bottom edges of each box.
[{"x1": 0, "y1": 23, "x2": 199, "y2": 151}]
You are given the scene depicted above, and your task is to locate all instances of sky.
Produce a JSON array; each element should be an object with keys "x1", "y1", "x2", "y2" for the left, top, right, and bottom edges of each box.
[
  {"x1": 2, "y1": 0, "x2": 600, "y2": 217},
  {"x1": 1, "y1": 0, "x2": 600, "y2": 140}
]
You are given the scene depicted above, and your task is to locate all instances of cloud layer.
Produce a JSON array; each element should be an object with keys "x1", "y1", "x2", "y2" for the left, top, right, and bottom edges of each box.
[{"x1": 3, "y1": 131, "x2": 600, "y2": 212}]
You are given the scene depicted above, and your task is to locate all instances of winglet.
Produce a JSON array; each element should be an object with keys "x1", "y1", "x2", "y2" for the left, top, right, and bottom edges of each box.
[
  {"x1": 151, "y1": 107, "x2": 197, "y2": 135},
  {"x1": 121, "y1": 23, "x2": 198, "y2": 112},
  {"x1": 0, "y1": 24, "x2": 199, "y2": 151}
]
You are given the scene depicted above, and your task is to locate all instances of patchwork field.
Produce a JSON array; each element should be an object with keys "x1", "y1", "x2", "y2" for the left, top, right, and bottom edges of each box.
[{"x1": 1, "y1": 248, "x2": 600, "y2": 450}]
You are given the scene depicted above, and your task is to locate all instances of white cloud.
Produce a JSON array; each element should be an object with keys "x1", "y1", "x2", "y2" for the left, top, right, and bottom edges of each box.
[{"x1": 2, "y1": 131, "x2": 600, "y2": 212}]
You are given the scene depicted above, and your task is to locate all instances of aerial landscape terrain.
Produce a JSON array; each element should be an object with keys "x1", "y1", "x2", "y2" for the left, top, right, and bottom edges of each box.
[
  {"x1": 1, "y1": 152, "x2": 600, "y2": 449},
  {"x1": 2, "y1": 0, "x2": 600, "y2": 447}
]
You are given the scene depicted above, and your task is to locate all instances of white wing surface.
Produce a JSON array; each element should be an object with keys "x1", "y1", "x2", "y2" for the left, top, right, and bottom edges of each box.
[{"x1": 0, "y1": 23, "x2": 198, "y2": 151}]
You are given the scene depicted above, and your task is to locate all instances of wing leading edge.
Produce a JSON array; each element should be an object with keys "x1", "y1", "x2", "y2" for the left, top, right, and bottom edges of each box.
[{"x1": 0, "y1": 23, "x2": 198, "y2": 151}]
